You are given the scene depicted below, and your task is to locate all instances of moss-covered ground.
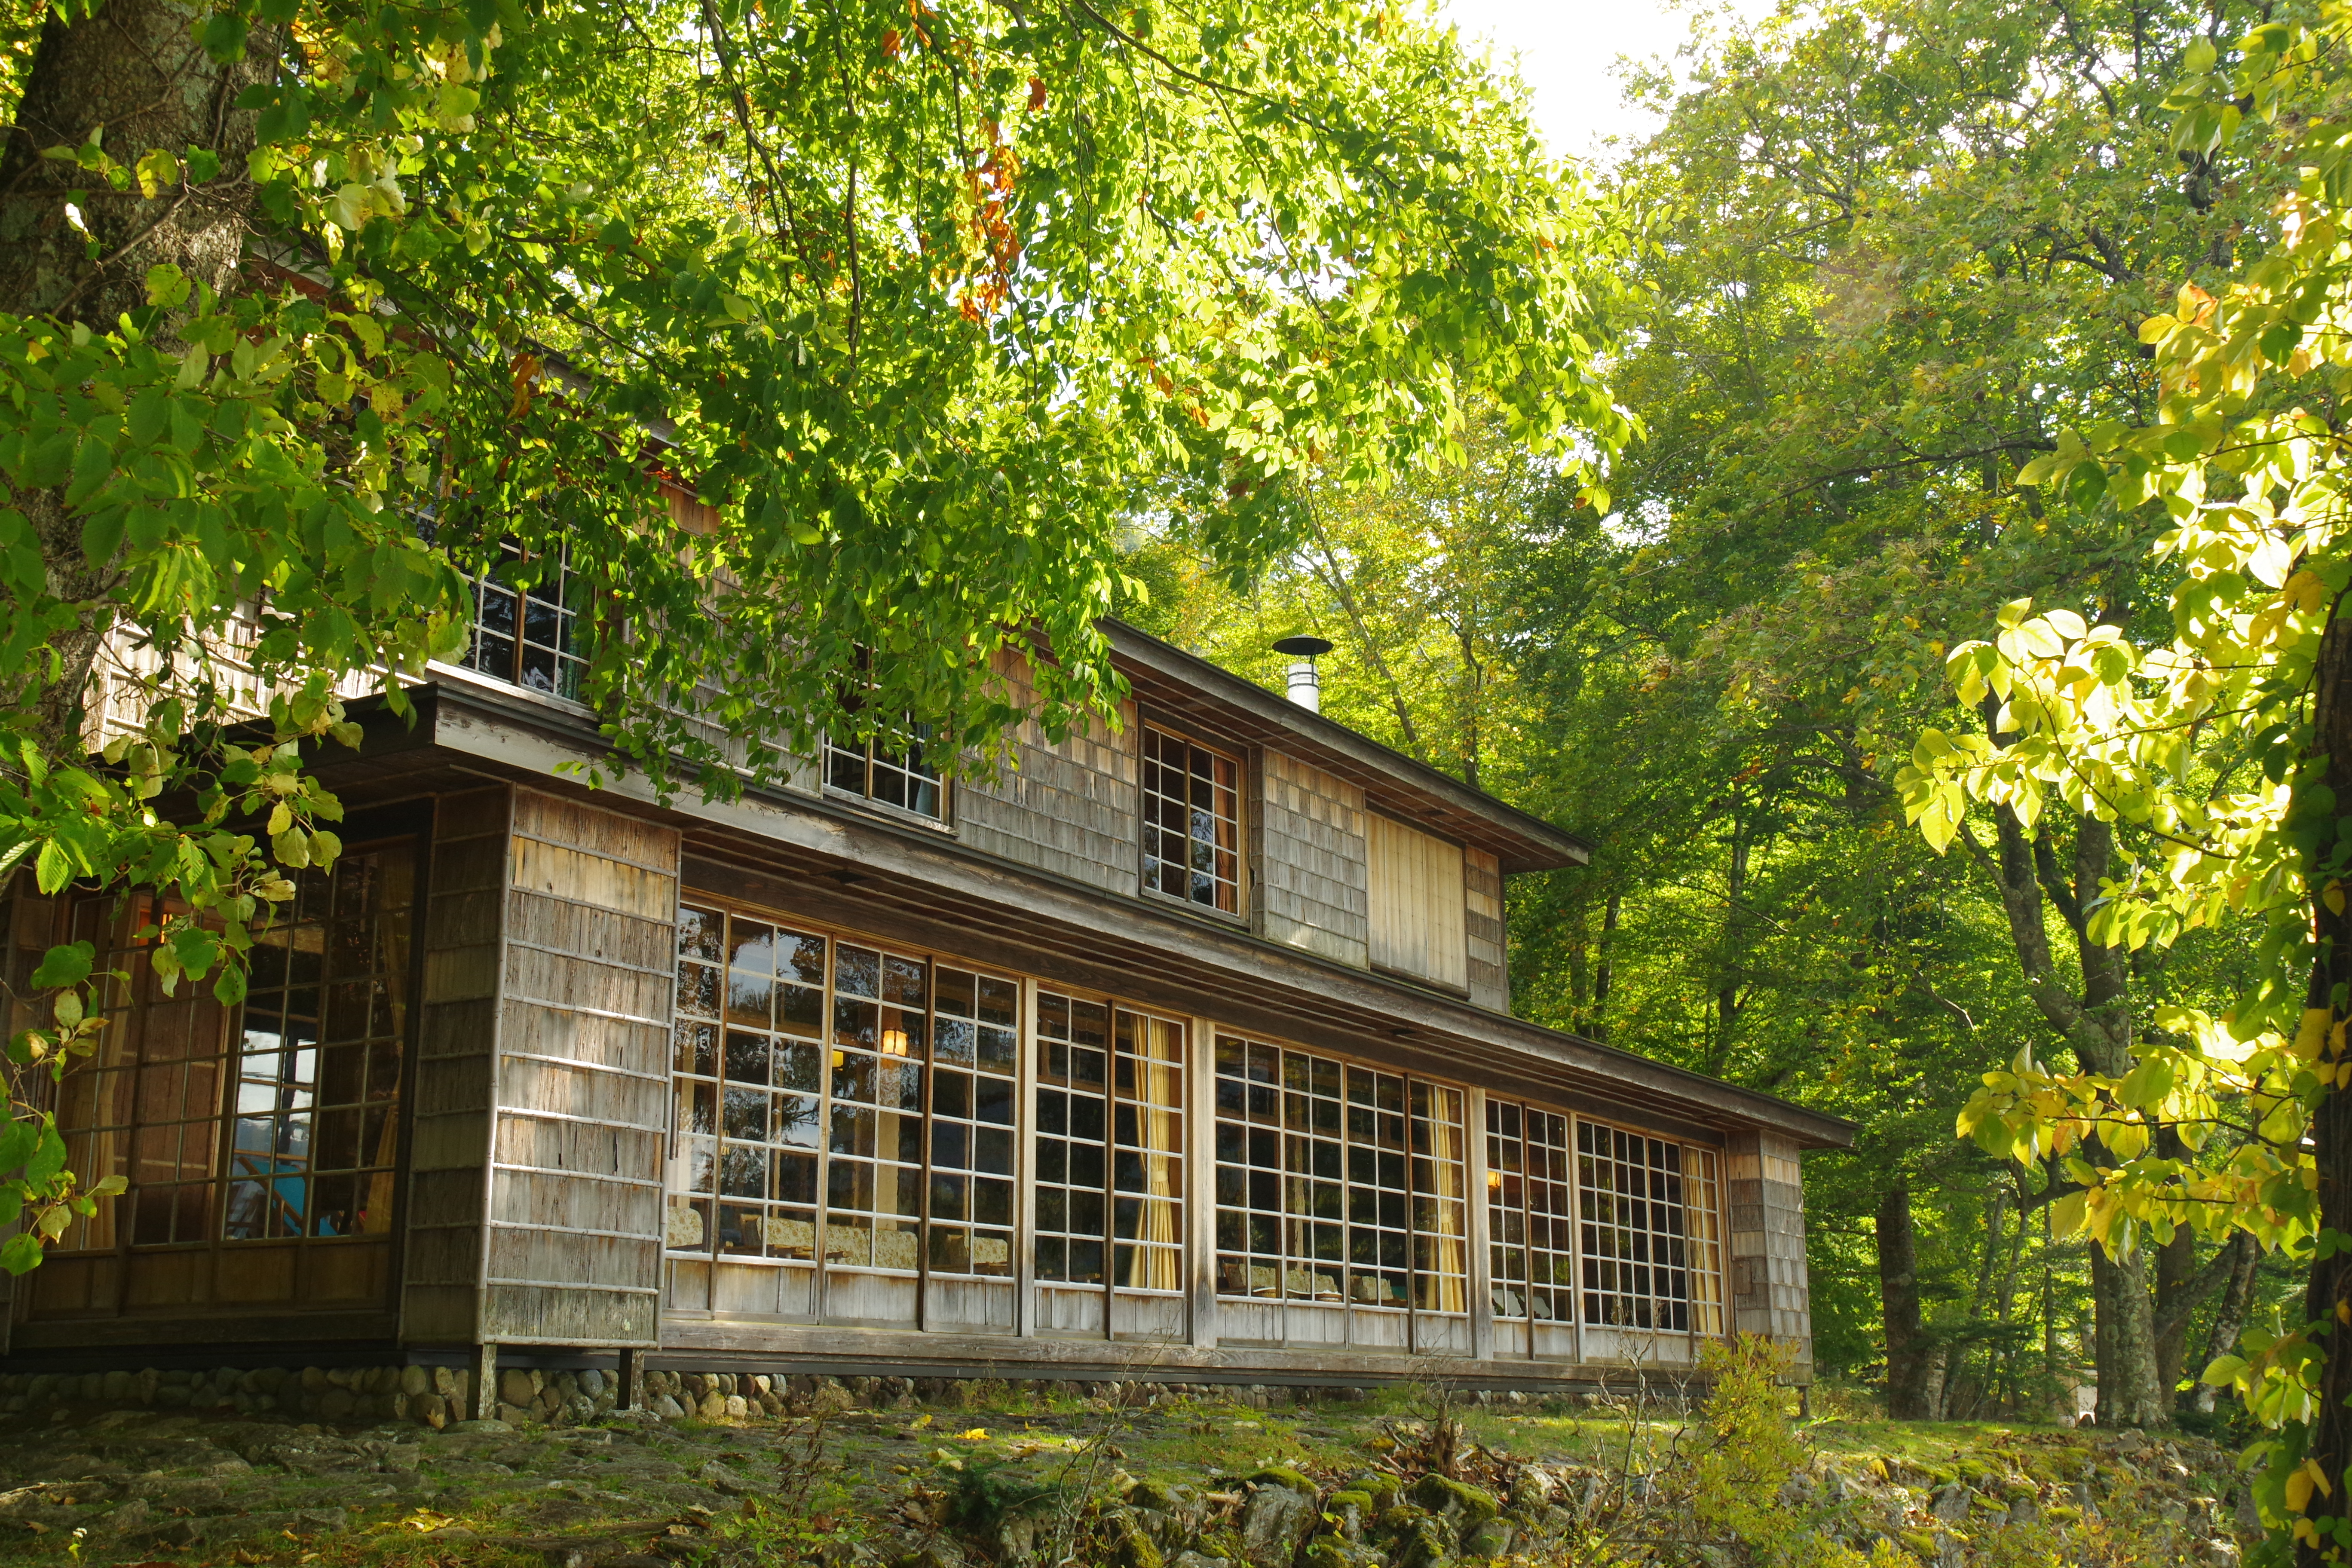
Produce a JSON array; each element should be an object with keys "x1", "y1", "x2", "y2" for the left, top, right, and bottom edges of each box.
[{"x1": 0, "y1": 1378, "x2": 2257, "y2": 1568}]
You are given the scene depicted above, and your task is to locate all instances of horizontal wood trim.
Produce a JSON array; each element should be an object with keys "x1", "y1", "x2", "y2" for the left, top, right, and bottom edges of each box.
[
  {"x1": 494, "y1": 1163, "x2": 667, "y2": 1189},
  {"x1": 654, "y1": 1320, "x2": 1711, "y2": 1382},
  {"x1": 488, "y1": 1277, "x2": 662, "y2": 1295},
  {"x1": 499, "y1": 1048, "x2": 671, "y2": 1084},
  {"x1": 493, "y1": 1106, "x2": 668, "y2": 1133}
]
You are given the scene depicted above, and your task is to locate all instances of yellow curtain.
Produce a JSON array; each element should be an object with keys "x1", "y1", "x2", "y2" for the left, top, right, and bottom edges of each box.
[
  {"x1": 1423, "y1": 1087, "x2": 1466, "y2": 1314},
  {"x1": 1133, "y1": 1018, "x2": 1182, "y2": 1290}
]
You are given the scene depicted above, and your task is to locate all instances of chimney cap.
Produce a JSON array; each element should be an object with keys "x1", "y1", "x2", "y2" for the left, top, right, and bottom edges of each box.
[{"x1": 1272, "y1": 635, "x2": 1334, "y2": 658}]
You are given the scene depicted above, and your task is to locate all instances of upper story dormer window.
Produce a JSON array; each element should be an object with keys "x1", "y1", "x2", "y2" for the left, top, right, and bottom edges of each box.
[
  {"x1": 1142, "y1": 725, "x2": 1240, "y2": 915},
  {"x1": 460, "y1": 540, "x2": 586, "y2": 701},
  {"x1": 826, "y1": 716, "x2": 946, "y2": 824}
]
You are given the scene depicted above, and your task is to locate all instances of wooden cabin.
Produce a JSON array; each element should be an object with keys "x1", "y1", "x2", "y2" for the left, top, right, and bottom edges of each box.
[{"x1": 1, "y1": 613, "x2": 1849, "y2": 1403}]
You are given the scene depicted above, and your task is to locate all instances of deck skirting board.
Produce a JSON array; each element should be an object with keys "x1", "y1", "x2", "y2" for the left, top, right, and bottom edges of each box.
[{"x1": 656, "y1": 1318, "x2": 1706, "y2": 1386}]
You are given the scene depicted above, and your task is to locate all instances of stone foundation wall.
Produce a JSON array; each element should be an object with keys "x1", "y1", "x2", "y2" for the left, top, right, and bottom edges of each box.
[{"x1": 0, "y1": 1365, "x2": 1569, "y2": 1432}]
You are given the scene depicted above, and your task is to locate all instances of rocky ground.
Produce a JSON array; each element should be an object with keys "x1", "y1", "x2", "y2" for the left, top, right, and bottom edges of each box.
[{"x1": 0, "y1": 1378, "x2": 2260, "y2": 1568}]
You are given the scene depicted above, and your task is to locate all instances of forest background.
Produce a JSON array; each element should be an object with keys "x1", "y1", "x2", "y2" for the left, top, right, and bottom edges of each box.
[
  {"x1": 0, "y1": 0, "x2": 2321, "y2": 1461},
  {"x1": 1124, "y1": 0, "x2": 2290, "y2": 1430}
]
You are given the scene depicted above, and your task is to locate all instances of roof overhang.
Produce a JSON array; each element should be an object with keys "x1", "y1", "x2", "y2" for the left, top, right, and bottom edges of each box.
[{"x1": 300, "y1": 681, "x2": 1850, "y2": 1152}]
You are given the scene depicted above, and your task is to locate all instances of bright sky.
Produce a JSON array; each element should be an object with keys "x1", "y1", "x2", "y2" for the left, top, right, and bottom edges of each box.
[{"x1": 1436, "y1": 0, "x2": 1782, "y2": 163}]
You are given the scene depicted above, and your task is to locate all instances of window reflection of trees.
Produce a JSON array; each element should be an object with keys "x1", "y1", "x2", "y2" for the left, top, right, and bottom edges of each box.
[{"x1": 667, "y1": 905, "x2": 1016, "y2": 1282}]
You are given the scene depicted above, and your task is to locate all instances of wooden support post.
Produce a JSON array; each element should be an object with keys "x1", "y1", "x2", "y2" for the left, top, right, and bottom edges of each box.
[
  {"x1": 1013, "y1": 977, "x2": 1039, "y2": 1342},
  {"x1": 1187, "y1": 1014, "x2": 1219, "y2": 1350},
  {"x1": 1465, "y1": 1086, "x2": 1495, "y2": 1365},
  {"x1": 618, "y1": 1348, "x2": 647, "y2": 1412},
  {"x1": 468, "y1": 1342, "x2": 499, "y2": 1421}
]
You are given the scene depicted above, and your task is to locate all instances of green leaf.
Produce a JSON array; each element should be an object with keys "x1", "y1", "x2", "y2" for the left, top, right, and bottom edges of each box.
[
  {"x1": 0, "y1": 1116, "x2": 36, "y2": 1172},
  {"x1": 23, "y1": 1123, "x2": 66, "y2": 1188},
  {"x1": 0, "y1": 1232, "x2": 41, "y2": 1275},
  {"x1": 29, "y1": 941, "x2": 93, "y2": 990}
]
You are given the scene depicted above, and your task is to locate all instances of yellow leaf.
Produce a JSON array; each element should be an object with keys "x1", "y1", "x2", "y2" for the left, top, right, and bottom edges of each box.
[
  {"x1": 2050, "y1": 1189, "x2": 2089, "y2": 1236},
  {"x1": 959, "y1": 1428, "x2": 989, "y2": 1440},
  {"x1": 2297, "y1": 1008, "x2": 2331, "y2": 1061},
  {"x1": 2288, "y1": 1467, "x2": 2315, "y2": 1515}
]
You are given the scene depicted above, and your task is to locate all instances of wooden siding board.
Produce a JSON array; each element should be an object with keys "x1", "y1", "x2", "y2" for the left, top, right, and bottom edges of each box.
[
  {"x1": 1368, "y1": 814, "x2": 1468, "y2": 990},
  {"x1": 481, "y1": 789, "x2": 677, "y2": 1348},
  {"x1": 1464, "y1": 849, "x2": 1508, "y2": 1012},
  {"x1": 401, "y1": 787, "x2": 513, "y2": 1347},
  {"x1": 1724, "y1": 1131, "x2": 1813, "y2": 1377},
  {"x1": 1257, "y1": 750, "x2": 1369, "y2": 967},
  {"x1": 955, "y1": 648, "x2": 1140, "y2": 895}
]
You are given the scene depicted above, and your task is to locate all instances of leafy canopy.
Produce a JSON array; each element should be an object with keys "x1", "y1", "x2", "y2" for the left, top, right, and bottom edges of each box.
[{"x1": 0, "y1": 0, "x2": 1634, "y2": 1265}]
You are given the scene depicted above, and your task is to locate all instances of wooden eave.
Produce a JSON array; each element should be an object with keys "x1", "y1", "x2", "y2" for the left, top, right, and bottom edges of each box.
[
  {"x1": 304, "y1": 681, "x2": 1850, "y2": 1153},
  {"x1": 1097, "y1": 620, "x2": 1591, "y2": 875}
]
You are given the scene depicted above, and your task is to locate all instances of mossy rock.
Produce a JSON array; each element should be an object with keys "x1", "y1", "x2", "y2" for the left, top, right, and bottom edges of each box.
[
  {"x1": 1108, "y1": 1510, "x2": 1164, "y2": 1568},
  {"x1": 1327, "y1": 1490, "x2": 1373, "y2": 1517},
  {"x1": 1348, "y1": 1473, "x2": 1402, "y2": 1508},
  {"x1": 1900, "y1": 1530, "x2": 1940, "y2": 1559},
  {"x1": 2047, "y1": 1506, "x2": 2082, "y2": 1524},
  {"x1": 1375, "y1": 1501, "x2": 1431, "y2": 1537},
  {"x1": 1249, "y1": 1467, "x2": 1318, "y2": 1498},
  {"x1": 1393, "y1": 1519, "x2": 1453, "y2": 1568},
  {"x1": 1129, "y1": 1478, "x2": 1187, "y2": 1512},
  {"x1": 1408, "y1": 1475, "x2": 1500, "y2": 1529}
]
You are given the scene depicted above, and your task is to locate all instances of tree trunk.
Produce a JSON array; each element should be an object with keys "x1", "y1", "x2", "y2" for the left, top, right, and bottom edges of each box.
[
  {"x1": 1920, "y1": 1343, "x2": 1950, "y2": 1421},
  {"x1": 2297, "y1": 602, "x2": 2352, "y2": 1566},
  {"x1": 0, "y1": 0, "x2": 271, "y2": 327},
  {"x1": 2192, "y1": 1232, "x2": 2260, "y2": 1416},
  {"x1": 1590, "y1": 888, "x2": 1618, "y2": 1041},
  {"x1": 2093, "y1": 1242, "x2": 2169, "y2": 1427},
  {"x1": 2154, "y1": 1223, "x2": 2198, "y2": 1399},
  {"x1": 0, "y1": 0, "x2": 276, "y2": 748},
  {"x1": 1878, "y1": 1184, "x2": 1931, "y2": 1419}
]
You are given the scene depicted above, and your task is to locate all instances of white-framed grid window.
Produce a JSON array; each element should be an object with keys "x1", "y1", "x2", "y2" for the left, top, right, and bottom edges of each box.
[
  {"x1": 461, "y1": 539, "x2": 587, "y2": 700},
  {"x1": 1141, "y1": 725, "x2": 1240, "y2": 914},
  {"x1": 1575, "y1": 1119, "x2": 1724, "y2": 1334},
  {"x1": 1484, "y1": 1100, "x2": 1574, "y2": 1324},
  {"x1": 824, "y1": 722, "x2": 945, "y2": 822},
  {"x1": 1212, "y1": 1038, "x2": 1467, "y2": 1314},
  {"x1": 1033, "y1": 992, "x2": 1187, "y2": 1292}
]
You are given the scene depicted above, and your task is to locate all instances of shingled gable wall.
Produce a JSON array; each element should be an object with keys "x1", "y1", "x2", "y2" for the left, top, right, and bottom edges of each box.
[{"x1": 955, "y1": 647, "x2": 1140, "y2": 895}]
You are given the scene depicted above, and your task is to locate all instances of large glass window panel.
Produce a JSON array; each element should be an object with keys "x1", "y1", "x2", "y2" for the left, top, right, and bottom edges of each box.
[
  {"x1": 1213, "y1": 1038, "x2": 1455, "y2": 1320},
  {"x1": 1034, "y1": 991, "x2": 1112, "y2": 1285},
  {"x1": 1576, "y1": 1119, "x2": 1723, "y2": 1333},
  {"x1": 1485, "y1": 1102, "x2": 1574, "y2": 1324},
  {"x1": 667, "y1": 906, "x2": 1019, "y2": 1284},
  {"x1": 224, "y1": 849, "x2": 412, "y2": 1242},
  {"x1": 1035, "y1": 992, "x2": 1186, "y2": 1293}
]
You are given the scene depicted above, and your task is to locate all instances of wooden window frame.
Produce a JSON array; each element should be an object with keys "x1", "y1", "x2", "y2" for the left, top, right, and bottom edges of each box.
[
  {"x1": 1031, "y1": 989, "x2": 1188, "y2": 1301},
  {"x1": 29, "y1": 838, "x2": 419, "y2": 1317},
  {"x1": 666, "y1": 903, "x2": 1020, "y2": 1296},
  {"x1": 456, "y1": 539, "x2": 590, "y2": 702},
  {"x1": 1209, "y1": 1032, "x2": 1470, "y2": 1340},
  {"x1": 1569, "y1": 1115, "x2": 1724, "y2": 1337},
  {"x1": 1137, "y1": 718, "x2": 1245, "y2": 920}
]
